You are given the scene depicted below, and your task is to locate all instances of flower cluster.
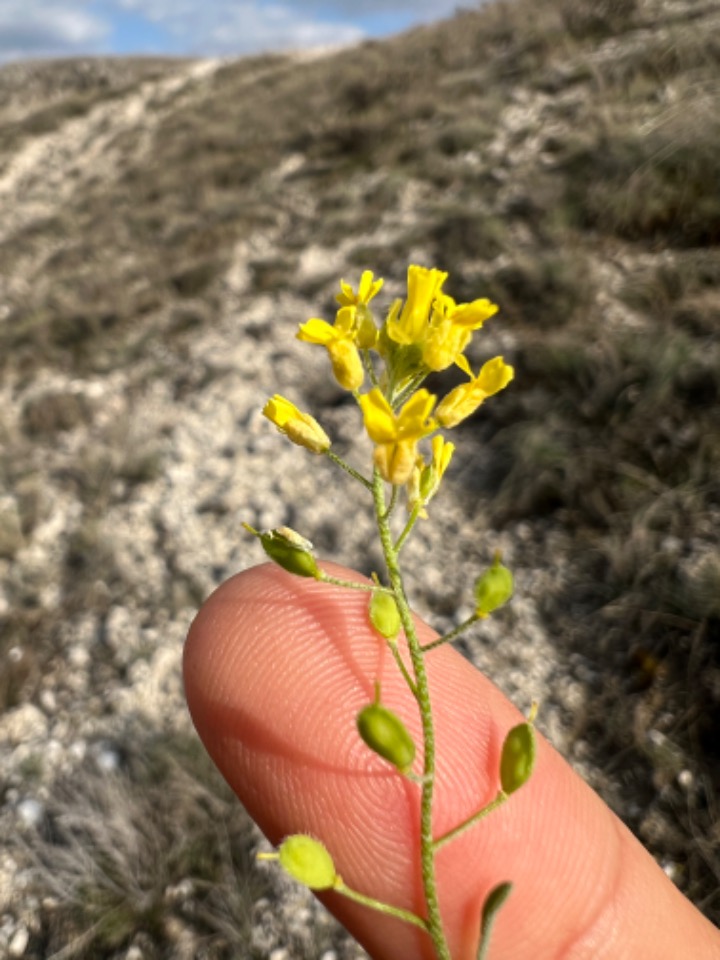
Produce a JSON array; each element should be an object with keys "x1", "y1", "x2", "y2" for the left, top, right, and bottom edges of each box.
[{"x1": 265, "y1": 265, "x2": 514, "y2": 490}]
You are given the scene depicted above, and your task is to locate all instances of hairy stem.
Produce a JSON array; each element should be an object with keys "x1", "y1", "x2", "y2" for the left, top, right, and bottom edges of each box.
[
  {"x1": 420, "y1": 613, "x2": 480, "y2": 653},
  {"x1": 433, "y1": 791, "x2": 507, "y2": 852},
  {"x1": 395, "y1": 504, "x2": 421, "y2": 554},
  {"x1": 327, "y1": 450, "x2": 373, "y2": 490},
  {"x1": 372, "y1": 470, "x2": 451, "y2": 960},
  {"x1": 335, "y1": 879, "x2": 429, "y2": 932}
]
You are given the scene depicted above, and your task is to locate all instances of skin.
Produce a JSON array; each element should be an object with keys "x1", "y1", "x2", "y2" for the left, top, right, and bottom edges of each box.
[{"x1": 184, "y1": 562, "x2": 720, "y2": 960}]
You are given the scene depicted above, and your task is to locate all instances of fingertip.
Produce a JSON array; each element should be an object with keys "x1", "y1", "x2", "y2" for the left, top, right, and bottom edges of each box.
[{"x1": 183, "y1": 563, "x2": 720, "y2": 960}]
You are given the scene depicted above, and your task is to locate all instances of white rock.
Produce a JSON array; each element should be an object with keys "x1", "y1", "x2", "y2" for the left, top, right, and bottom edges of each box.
[
  {"x1": 8, "y1": 926, "x2": 29, "y2": 957},
  {"x1": 16, "y1": 798, "x2": 45, "y2": 828},
  {"x1": 95, "y1": 745, "x2": 121, "y2": 772}
]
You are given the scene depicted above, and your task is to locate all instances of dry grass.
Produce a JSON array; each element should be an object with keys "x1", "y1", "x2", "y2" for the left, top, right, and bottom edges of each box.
[
  {"x1": 1, "y1": 0, "x2": 719, "y2": 950},
  {"x1": 15, "y1": 735, "x2": 271, "y2": 959}
]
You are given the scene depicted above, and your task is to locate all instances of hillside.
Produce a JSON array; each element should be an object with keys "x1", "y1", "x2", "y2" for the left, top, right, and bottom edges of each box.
[{"x1": 1, "y1": 0, "x2": 719, "y2": 956}]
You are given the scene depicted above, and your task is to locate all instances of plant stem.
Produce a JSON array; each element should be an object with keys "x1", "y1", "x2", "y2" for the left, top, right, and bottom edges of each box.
[
  {"x1": 420, "y1": 613, "x2": 480, "y2": 653},
  {"x1": 433, "y1": 791, "x2": 507, "y2": 852},
  {"x1": 392, "y1": 372, "x2": 428, "y2": 409},
  {"x1": 335, "y1": 879, "x2": 429, "y2": 932},
  {"x1": 327, "y1": 451, "x2": 373, "y2": 490},
  {"x1": 361, "y1": 348, "x2": 380, "y2": 388},
  {"x1": 388, "y1": 642, "x2": 417, "y2": 696},
  {"x1": 395, "y1": 504, "x2": 421, "y2": 554},
  {"x1": 371, "y1": 470, "x2": 451, "y2": 960},
  {"x1": 383, "y1": 484, "x2": 400, "y2": 521},
  {"x1": 319, "y1": 573, "x2": 390, "y2": 593}
]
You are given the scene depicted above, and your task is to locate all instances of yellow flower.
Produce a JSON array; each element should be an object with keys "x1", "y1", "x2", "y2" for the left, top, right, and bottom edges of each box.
[
  {"x1": 297, "y1": 312, "x2": 365, "y2": 391},
  {"x1": 263, "y1": 395, "x2": 331, "y2": 453},
  {"x1": 386, "y1": 265, "x2": 448, "y2": 346},
  {"x1": 336, "y1": 270, "x2": 384, "y2": 307},
  {"x1": 436, "y1": 356, "x2": 514, "y2": 428},
  {"x1": 407, "y1": 434, "x2": 455, "y2": 518},
  {"x1": 422, "y1": 295, "x2": 499, "y2": 372},
  {"x1": 340, "y1": 304, "x2": 378, "y2": 350},
  {"x1": 334, "y1": 271, "x2": 382, "y2": 350},
  {"x1": 359, "y1": 387, "x2": 437, "y2": 485}
]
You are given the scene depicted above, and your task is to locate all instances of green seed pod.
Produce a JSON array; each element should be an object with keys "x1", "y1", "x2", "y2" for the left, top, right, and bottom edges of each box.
[
  {"x1": 278, "y1": 835, "x2": 337, "y2": 890},
  {"x1": 500, "y1": 722, "x2": 536, "y2": 795},
  {"x1": 369, "y1": 590, "x2": 401, "y2": 640},
  {"x1": 474, "y1": 557, "x2": 513, "y2": 618},
  {"x1": 357, "y1": 703, "x2": 416, "y2": 773},
  {"x1": 259, "y1": 526, "x2": 321, "y2": 579},
  {"x1": 477, "y1": 882, "x2": 513, "y2": 960}
]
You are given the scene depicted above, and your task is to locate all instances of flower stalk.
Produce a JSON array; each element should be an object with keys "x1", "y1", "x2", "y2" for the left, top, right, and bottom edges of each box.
[
  {"x1": 252, "y1": 265, "x2": 531, "y2": 960},
  {"x1": 372, "y1": 468, "x2": 452, "y2": 960}
]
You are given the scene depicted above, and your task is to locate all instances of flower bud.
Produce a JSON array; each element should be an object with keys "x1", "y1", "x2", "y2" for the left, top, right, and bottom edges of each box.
[
  {"x1": 500, "y1": 722, "x2": 536, "y2": 795},
  {"x1": 244, "y1": 523, "x2": 321, "y2": 578},
  {"x1": 474, "y1": 555, "x2": 513, "y2": 618},
  {"x1": 369, "y1": 590, "x2": 401, "y2": 641},
  {"x1": 357, "y1": 703, "x2": 416, "y2": 774},
  {"x1": 354, "y1": 303, "x2": 379, "y2": 349},
  {"x1": 263, "y1": 395, "x2": 330, "y2": 453},
  {"x1": 277, "y1": 835, "x2": 337, "y2": 889}
]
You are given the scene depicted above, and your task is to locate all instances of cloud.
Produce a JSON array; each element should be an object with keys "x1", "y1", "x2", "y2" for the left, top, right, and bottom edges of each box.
[
  {"x1": 0, "y1": 2, "x2": 109, "y2": 60},
  {"x1": 0, "y1": 0, "x2": 458, "y2": 63},
  {"x1": 287, "y1": 0, "x2": 460, "y2": 13},
  {"x1": 115, "y1": 0, "x2": 364, "y2": 55}
]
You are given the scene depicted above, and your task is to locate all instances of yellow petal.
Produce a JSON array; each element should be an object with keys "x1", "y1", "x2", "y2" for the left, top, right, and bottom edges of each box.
[
  {"x1": 359, "y1": 387, "x2": 397, "y2": 442},
  {"x1": 422, "y1": 323, "x2": 471, "y2": 372},
  {"x1": 396, "y1": 388, "x2": 436, "y2": 439},
  {"x1": 284, "y1": 417, "x2": 331, "y2": 453},
  {"x1": 455, "y1": 353, "x2": 473, "y2": 377},
  {"x1": 336, "y1": 279, "x2": 355, "y2": 306},
  {"x1": 355, "y1": 304, "x2": 378, "y2": 349},
  {"x1": 431, "y1": 434, "x2": 455, "y2": 477},
  {"x1": 449, "y1": 298, "x2": 498, "y2": 330},
  {"x1": 358, "y1": 270, "x2": 383, "y2": 303},
  {"x1": 336, "y1": 271, "x2": 384, "y2": 307},
  {"x1": 477, "y1": 356, "x2": 514, "y2": 395},
  {"x1": 297, "y1": 317, "x2": 338, "y2": 345},
  {"x1": 334, "y1": 306, "x2": 356, "y2": 335},
  {"x1": 328, "y1": 340, "x2": 364, "y2": 391},
  {"x1": 263, "y1": 395, "x2": 330, "y2": 453},
  {"x1": 263, "y1": 394, "x2": 299, "y2": 428},
  {"x1": 387, "y1": 265, "x2": 447, "y2": 345},
  {"x1": 374, "y1": 439, "x2": 418, "y2": 485},
  {"x1": 436, "y1": 382, "x2": 483, "y2": 428}
]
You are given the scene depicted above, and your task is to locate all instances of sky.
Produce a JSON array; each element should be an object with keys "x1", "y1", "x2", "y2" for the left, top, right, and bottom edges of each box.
[{"x1": 0, "y1": 1, "x2": 471, "y2": 63}]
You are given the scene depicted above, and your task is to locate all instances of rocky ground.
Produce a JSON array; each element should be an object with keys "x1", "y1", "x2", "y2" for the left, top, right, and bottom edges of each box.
[{"x1": 1, "y1": 0, "x2": 719, "y2": 956}]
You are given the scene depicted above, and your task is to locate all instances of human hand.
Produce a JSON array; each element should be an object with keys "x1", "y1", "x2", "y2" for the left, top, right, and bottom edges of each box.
[{"x1": 184, "y1": 562, "x2": 720, "y2": 960}]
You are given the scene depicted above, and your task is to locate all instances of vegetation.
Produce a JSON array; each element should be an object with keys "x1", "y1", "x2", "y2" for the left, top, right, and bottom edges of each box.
[{"x1": 1, "y1": 0, "x2": 718, "y2": 953}]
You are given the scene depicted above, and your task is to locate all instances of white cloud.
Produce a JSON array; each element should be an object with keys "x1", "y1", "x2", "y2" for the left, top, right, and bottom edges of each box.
[
  {"x1": 116, "y1": 0, "x2": 364, "y2": 55},
  {"x1": 0, "y1": 0, "x2": 458, "y2": 63},
  {"x1": 0, "y1": 2, "x2": 109, "y2": 60},
  {"x1": 286, "y1": 0, "x2": 460, "y2": 13}
]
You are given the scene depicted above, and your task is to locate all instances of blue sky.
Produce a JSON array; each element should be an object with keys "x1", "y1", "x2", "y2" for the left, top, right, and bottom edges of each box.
[{"x1": 0, "y1": 1, "x2": 470, "y2": 62}]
